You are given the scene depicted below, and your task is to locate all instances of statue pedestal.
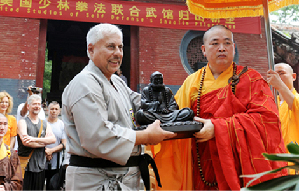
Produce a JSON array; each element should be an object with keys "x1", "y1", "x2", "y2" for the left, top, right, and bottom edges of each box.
[{"x1": 135, "y1": 121, "x2": 203, "y2": 140}]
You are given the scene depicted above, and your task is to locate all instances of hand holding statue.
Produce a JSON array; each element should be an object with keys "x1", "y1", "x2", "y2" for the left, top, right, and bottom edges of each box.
[
  {"x1": 193, "y1": 117, "x2": 215, "y2": 142},
  {"x1": 144, "y1": 120, "x2": 176, "y2": 145}
]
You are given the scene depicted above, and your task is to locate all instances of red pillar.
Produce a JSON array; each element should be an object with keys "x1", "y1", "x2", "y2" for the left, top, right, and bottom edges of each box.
[
  {"x1": 130, "y1": 25, "x2": 139, "y2": 92},
  {"x1": 36, "y1": 19, "x2": 47, "y2": 88}
]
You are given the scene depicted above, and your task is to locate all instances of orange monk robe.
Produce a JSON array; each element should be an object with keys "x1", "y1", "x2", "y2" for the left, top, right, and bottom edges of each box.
[
  {"x1": 4, "y1": 115, "x2": 17, "y2": 146},
  {"x1": 151, "y1": 64, "x2": 235, "y2": 190},
  {"x1": 152, "y1": 63, "x2": 287, "y2": 190},
  {"x1": 278, "y1": 88, "x2": 299, "y2": 146},
  {"x1": 278, "y1": 89, "x2": 299, "y2": 175}
]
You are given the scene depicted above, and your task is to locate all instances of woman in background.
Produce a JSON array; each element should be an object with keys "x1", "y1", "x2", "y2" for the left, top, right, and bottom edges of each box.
[{"x1": 0, "y1": 92, "x2": 17, "y2": 149}]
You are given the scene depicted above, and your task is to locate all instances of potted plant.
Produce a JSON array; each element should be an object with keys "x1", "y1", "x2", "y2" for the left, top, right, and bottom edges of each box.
[{"x1": 241, "y1": 143, "x2": 299, "y2": 190}]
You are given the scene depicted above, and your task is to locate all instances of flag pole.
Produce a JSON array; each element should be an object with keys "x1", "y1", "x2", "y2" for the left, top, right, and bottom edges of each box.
[{"x1": 263, "y1": 0, "x2": 278, "y2": 104}]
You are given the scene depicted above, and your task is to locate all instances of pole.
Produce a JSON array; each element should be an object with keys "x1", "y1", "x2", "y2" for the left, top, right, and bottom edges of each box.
[{"x1": 262, "y1": 0, "x2": 278, "y2": 104}]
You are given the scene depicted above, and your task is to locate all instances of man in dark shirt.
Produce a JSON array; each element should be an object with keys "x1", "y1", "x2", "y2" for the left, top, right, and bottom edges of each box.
[{"x1": 17, "y1": 94, "x2": 56, "y2": 190}]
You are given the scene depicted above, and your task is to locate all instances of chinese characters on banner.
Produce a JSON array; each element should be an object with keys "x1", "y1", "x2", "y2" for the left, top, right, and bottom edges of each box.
[{"x1": 0, "y1": 0, "x2": 261, "y2": 34}]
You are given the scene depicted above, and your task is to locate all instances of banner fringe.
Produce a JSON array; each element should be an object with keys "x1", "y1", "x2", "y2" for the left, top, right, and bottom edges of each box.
[{"x1": 186, "y1": 0, "x2": 299, "y2": 18}]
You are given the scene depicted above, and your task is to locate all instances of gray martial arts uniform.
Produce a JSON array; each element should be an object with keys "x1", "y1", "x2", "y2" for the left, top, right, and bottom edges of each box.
[{"x1": 62, "y1": 60, "x2": 142, "y2": 190}]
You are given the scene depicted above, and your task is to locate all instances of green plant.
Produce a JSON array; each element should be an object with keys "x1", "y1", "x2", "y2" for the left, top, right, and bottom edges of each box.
[
  {"x1": 270, "y1": 4, "x2": 299, "y2": 24},
  {"x1": 42, "y1": 48, "x2": 52, "y2": 100},
  {"x1": 241, "y1": 143, "x2": 299, "y2": 191}
]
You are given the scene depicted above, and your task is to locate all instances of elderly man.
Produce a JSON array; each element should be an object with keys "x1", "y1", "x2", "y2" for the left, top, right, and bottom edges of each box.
[
  {"x1": 44, "y1": 101, "x2": 66, "y2": 190},
  {"x1": 17, "y1": 86, "x2": 45, "y2": 123},
  {"x1": 267, "y1": 63, "x2": 299, "y2": 146},
  {"x1": 62, "y1": 23, "x2": 175, "y2": 190},
  {"x1": 14, "y1": 86, "x2": 46, "y2": 152},
  {"x1": 17, "y1": 94, "x2": 56, "y2": 190},
  {"x1": 152, "y1": 25, "x2": 287, "y2": 190}
]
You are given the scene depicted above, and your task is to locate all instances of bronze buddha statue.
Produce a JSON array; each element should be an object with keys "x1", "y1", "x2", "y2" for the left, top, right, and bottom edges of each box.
[{"x1": 136, "y1": 71, "x2": 194, "y2": 125}]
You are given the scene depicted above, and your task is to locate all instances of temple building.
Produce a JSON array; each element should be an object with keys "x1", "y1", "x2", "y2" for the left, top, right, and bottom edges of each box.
[{"x1": 0, "y1": 0, "x2": 298, "y2": 114}]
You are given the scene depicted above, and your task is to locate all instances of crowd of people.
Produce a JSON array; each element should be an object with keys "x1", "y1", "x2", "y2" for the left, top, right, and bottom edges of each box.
[
  {"x1": 0, "y1": 23, "x2": 298, "y2": 191},
  {"x1": 0, "y1": 87, "x2": 67, "y2": 190}
]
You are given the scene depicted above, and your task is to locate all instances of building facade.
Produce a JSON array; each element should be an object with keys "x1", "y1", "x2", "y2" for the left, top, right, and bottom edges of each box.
[{"x1": 0, "y1": 0, "x2": 291, "y2": 114}]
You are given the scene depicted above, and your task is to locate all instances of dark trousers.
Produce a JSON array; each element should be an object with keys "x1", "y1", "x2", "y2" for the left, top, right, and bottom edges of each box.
[
  {"x1": 45, "y1": 169, "x2": 59, "y2": 190},
  {"x1": 23, "y1": 170, "x2": 45, "y2": 190}
]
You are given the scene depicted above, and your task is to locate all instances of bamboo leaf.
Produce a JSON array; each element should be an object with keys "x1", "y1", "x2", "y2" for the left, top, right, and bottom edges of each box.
[
  {"x1": 263, "y1": 153, "x2": 299, "y2": 164},
  {"x1": 240, "y1": 166, "x2": 287, "y2": 187},
  {"x1": 287, "y1": 143, "x2": 299, "y2": 155},
  {"x1": 240, "y1": 175, "x2": 299, "y2": 191}
]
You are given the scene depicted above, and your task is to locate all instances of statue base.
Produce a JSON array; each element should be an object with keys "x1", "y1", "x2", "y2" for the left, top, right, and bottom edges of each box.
[{"x1": 135, "y1": 121, "x2": 203, "y2": 140}]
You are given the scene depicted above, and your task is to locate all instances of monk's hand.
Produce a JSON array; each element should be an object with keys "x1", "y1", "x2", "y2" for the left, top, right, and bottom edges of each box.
[
  {"x1": 145, "y1": 120, "x2": 176, "y2": 145},
  {"x1": 266, "y1": 69, "x2": 283, "y2": 89},
  {"x1": 193, "y1": 117, "x2": 215, "y2": 142}
]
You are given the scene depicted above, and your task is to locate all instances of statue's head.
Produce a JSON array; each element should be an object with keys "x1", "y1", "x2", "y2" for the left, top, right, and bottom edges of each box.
[{"x1": 150, "y1": 71, "x2": 164, "y2": 90}]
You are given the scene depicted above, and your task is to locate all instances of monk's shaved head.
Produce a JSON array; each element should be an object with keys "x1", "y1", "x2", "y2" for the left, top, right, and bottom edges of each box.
[
  {"x1": 274, "y1": 62, "x2": 296, "y2": 90},
  {"x1": 275, "y1": 63, "x2": 294, "y2": 74},
  {"x1": 203, "y1": 25, "x2": 233, "y2": 44}
]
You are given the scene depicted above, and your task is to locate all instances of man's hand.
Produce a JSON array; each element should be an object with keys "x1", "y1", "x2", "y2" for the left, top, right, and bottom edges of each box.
[
  {"x1": 267, "y1": 69, "x2": 295, "y2": 109},
  {"x1": 45, "y1": 147, "x2": 54, "y2": 156},
  {"x1": 45, "y1": 148, "x2": 54, "y2": 161},
  {"x1": 139, "y1": 120, "x2": 176, "y2": 145},
  {"x1": 27, "y1": 86, "x2": 33, "y2": 96},
  {"x1": 21, "y1": 134, "x2": 47, "y2": 148},
  {"x1": 22, "y1": 135, "x2": 35, "y2": 144},
  {"x1": 46, "y1": 154, "x2": 53, "y2": 161},
  {"x1": 193, "y1": 117, "x2": 215, "y2": 142},
  {"x1": 267, "y1": 69, "x2": 284, "y2": 90}
]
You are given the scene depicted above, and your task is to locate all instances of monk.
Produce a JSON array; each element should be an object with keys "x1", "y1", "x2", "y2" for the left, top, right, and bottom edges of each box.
[
  {"x1": 152, "y1": 25, "x2": 287, "y2": 190},
  {"x1": 0, "y1": 113, "x2": 22, "y2": 190},
  {"x1": 267, "y1": 63, "x2": 299, "y2": 147}
]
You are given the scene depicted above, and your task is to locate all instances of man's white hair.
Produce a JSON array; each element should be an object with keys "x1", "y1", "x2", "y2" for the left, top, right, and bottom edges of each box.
[
  {"x1": 86, "y1": 23, "x2": 123, "y2": 58},
  {"x1": 27, "y1": 94, "x2": 42, "y2": 105}
]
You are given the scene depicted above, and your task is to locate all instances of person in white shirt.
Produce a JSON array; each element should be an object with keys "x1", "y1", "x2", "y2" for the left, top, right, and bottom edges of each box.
[{"x1": 44, "y1": 101, "x2": 66, "y2": 190}]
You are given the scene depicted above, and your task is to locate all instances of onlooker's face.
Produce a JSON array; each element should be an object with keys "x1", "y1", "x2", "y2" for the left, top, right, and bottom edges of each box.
[
  {"x1": 28, "y1": 99, "x2": 41, "y2": 115},
  {"x1": 0, "y1": 117, "x2": 8, "y2": 138},
  {"x1": 88, "y1": 32, "x2": 123, "y2": 80},
  {"x1": 48, "y1": 104, "x2": 60, "y2": 119},
  {"x1": 275, "y1": 64, "x2": 296, "y2": 90},
  {"x1": 202, "y1": 27, "x2": 235, "y2": 73},
  {"x1": 116, "y1": 69, "x2": 122, "y2": 75},
  {"x1": 0, "y1": 97, "x2": 9, "y2": 113}
]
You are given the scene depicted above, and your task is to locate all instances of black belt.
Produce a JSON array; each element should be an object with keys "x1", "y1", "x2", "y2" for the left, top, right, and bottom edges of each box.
[{"x1": 70, "y1": 154, "x2": 162, "y2": 190}]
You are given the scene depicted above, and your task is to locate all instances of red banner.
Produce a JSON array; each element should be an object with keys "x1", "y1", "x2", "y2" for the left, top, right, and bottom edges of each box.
[{"x1": 0, "y1": 0, "x2": 261, "y2": 34}]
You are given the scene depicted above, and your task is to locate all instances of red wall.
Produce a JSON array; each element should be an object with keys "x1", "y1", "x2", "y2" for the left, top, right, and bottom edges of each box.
[
  {"x1": 138, "y1": 18, "x2": 269, "y2": 88},
  {"x1": 235, "y1": 19, "x2": 269, "y2": 77},
  {"x1": 139, "y1": 27, "x2": 188, "y2": 86},
  {"x1": 0, "y1": 16, "x2": 40, "y2": 80}
]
